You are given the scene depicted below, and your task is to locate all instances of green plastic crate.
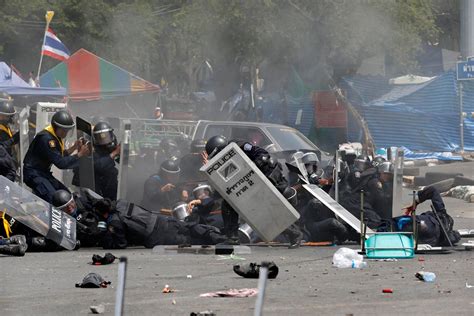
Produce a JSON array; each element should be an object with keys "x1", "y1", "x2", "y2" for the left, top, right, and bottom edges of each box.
[{"x1": 365, "y1": 233, "x2": 415, "y2": 259}]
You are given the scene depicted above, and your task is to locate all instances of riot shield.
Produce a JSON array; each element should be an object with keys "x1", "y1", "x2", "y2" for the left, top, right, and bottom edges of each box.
[
  {"x1": 18, "y1": 107, "x2": 30, "y2": 185},
  {"x1": 116, "y1": 118, "x2": 198, "y2": 204},
  {"x1": 303, "y1": 184, "x2": 375, "y2": 235},
  {"x1": 117, "y1": 120, "x2": 131, "y2": 200},
  {"x1": 200, "y1": 143, "x2": 300, "y2": 242},
  {"x1": 0, "y1": 176, "x2": 77, "y2": 250},
  {"x1": 76, "y1": 117, "x2": 95, "y2": 191},
  {"x1": 390, "y1": 148, "x2": 404, "y2": 217}
]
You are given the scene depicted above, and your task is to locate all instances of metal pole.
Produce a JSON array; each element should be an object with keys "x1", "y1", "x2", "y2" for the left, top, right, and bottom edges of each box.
[
  {"x1": 254, "y1": 262, "x2": 269, "y2": 316},
  {"x1": 115, "y1": 257, "x2": 128, "y2": 316},
  {"x1": 37, "y1": 11, "x2": 54, "y2": 80},
  {"x1": 460, "y1": 81, "x2": 464, "y2": 153}
]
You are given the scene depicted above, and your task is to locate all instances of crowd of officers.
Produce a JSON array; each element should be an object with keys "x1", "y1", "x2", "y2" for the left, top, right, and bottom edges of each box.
[{"x1": 0, "y1": 93, "x2": 460, "y2": 256}]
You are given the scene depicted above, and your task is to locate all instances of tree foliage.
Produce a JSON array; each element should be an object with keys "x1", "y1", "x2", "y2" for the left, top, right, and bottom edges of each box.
[{"x1": 0, "y1": 0, "x2": 456, "y2": 98}]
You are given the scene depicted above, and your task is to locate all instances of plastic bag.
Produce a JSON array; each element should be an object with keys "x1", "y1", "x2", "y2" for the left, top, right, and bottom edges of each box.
[{"x1": 332, "y1": 247, "x2": 367, "y2": 269}]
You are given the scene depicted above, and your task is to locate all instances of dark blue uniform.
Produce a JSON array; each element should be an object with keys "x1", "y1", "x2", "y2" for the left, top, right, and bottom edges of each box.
[
  {"x1": 0, "y1": 124, "x2": 19, "y2": 158},
  {"x1": 0, "y1": 143, "x2": 16, "y2": 181},
  {"x1": 23, "y1": 129, "x2": 79, "y2": 203}
]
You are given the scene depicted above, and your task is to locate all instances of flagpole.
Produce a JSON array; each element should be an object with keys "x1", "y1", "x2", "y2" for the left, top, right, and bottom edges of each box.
[{"x1": 36, "y1": 11, "x2": 55, "y2": 81}]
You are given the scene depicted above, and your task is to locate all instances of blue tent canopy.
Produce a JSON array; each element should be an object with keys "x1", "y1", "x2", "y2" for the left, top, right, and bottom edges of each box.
[{"x1": 0, "y1": 62, "x2": 66, "y2": 96}]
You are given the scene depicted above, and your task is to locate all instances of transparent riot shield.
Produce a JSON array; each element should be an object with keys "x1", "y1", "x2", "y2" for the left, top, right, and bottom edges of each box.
[
  {"x1": 18, "y1": 107, "x2": 30, "y2": 185},
  {"x1": 390, "y1": 148, "x2": 405, "y2": 217},
  {"x1": 116, "y1": 118, "x2": 199, "y2": 205},
  {"x1": 75, "y1": 117, "x2": 95, "y2": 191},
  {"x1": 117, "y1": 120, "x2": 131, "y2": 200},
  {"x1": 200, "y1": 143, "x2": 300, "y2": 242},
  {"x1": 0, "y1": 176, "x2": 77, "y2": 250},
  {"x1": 303, "y1": 184, "x2": 374, "y2": 235}
]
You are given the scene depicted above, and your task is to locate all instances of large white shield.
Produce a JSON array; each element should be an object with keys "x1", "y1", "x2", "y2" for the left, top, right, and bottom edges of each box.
[
  {"x1": 200, "y1": 143, "x2": 300, "y2": 242},
  {"x1": 0, "y1": 176, "x2": 77, "y2": 250},
  {"x1": 303, "y1": 184, "x2": 375, "y2": 235}
]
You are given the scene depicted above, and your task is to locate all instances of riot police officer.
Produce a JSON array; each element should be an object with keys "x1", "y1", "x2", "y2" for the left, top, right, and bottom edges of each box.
[
  {"x1": 141, "y1": 159, "x2": 188, "y2": 212},
  {"x1": 23, "y1": 110, "x2": 90, "y2": 203},
  {"x1": 205, "y1": 135, "x2": 303, "y2": 248},
  {"x1": 0, "y1": 92, "x2": 19, "y2": 156}
]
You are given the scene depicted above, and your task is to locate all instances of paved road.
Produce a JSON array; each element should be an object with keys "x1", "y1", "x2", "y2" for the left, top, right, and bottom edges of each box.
[{"x1": 0, "y1": 161, "x2": 473, "y2": 315}]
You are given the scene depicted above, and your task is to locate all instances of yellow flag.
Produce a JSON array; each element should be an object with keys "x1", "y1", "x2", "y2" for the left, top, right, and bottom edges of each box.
[{"x1": 45, "y1": 11, "x2": 54, "y2": 24}]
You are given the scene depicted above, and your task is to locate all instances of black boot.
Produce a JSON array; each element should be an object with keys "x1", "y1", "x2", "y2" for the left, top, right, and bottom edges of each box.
[
  {"x1": 0, "y1": 235, "x2": 27, "y2": 256},
  {"x1": 284, "y1": 224, "x2": 303, "y2": 249}
]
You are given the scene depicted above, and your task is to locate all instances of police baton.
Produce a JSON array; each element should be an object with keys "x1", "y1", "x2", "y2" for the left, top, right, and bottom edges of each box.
[{"x1": 115, "y1": 257, "x2": 128, "y2": 316}]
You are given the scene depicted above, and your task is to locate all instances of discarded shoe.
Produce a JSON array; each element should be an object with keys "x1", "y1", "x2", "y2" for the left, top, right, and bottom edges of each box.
[
  {"x1": 92, "y1": 253, "x2": 117, "y2": 265},
  {"x1": 233, "y1": 261, "x2": 279, "y2": 279}
]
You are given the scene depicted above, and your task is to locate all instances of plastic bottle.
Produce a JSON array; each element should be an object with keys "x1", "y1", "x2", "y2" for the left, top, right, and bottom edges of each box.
[
  {"x1": 351, "y1": 260, "x2": 367, "y2": 269},
  {"x1": 416, "y1": 271, "x2": 436, "y2": 282}
]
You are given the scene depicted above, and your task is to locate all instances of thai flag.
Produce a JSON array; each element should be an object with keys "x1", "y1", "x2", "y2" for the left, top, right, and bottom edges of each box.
[{"x1": 42, "y1": 28, "x2": 70, "y2": 61}]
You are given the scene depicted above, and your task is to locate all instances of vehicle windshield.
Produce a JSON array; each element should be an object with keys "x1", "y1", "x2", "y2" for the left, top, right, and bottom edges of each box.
[{"x1": 266, "y1": 127, "x2": 318, "y2": 151}]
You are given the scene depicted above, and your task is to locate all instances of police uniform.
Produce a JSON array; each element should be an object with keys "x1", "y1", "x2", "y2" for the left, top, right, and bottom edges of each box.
[
  {"x1": 0, "y1": 124, "x2": 18, "y2": 157},
  {"x1": 23, "y1": 125, "x2": 79, "y2": 203}
]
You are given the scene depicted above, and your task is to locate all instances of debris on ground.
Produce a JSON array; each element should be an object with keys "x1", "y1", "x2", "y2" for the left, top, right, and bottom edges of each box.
[
  {"x1": 333, "y1": 248, "x2": 367, "y2": 269},
  {"x1": 162, "y1": 284, "x2": 175, "y2": 293},
  {"x1": 200, "y1": 288, "x2": 258, "y2": 298},
  {"x1": 89, "y1": 304, "x2": 105, "y2": 314},
  {"x1": 382, "y1": 288, "x2": 393, "y2": 293},
  {"x1": 190, "y1": 310, "x2": 216, "y2": 316},
  {"x1": 233, "y1": 261, "x2": 279, "y2": 279},
  {"x1": 466, "y1": 282, "x2": 474, "y2": 288},
  {"x1": 416, "y1": 271, "x2": 436, "y2": 282},
  {"x1": 92, "y1": 253, "x2": 117, "y2": 265},
  {"x1": 75, "y1": 273, "x2": 111, "y2": 288}
]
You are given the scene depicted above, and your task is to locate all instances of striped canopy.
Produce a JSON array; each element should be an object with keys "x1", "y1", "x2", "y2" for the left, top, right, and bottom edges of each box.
[{"x1": 40, "y1": 49, "x2": 159, "y2": 101}]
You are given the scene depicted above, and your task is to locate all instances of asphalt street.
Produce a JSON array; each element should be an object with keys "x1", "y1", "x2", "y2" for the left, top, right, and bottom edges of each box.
[{"x1": 1, "y1": 161, "x2": 473, "y2": 316}]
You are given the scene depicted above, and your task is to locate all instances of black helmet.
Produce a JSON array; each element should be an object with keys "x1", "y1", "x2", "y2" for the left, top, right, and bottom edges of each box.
[
  {"x1": 0, "y1": 97, "x2": 16, "y2": 116},
  {"x1": 160, "y1": 138, "x2": 180, "y2": 156},
  {"x1": 52, "y1": 190, "x2": 75, "y2": 213},
  {"x1": 283, "y1": 187, "x2": 298, "y2": 207},
  {"x1": 205, "y1": 135, "x2": 228, "y2": 158},
  {"x1": 52, "y1": 110, "x2": 75, "y2": 130},
  {"x1": 160, "y1": 159, "x2": 180, "y2": 175},
  {"x1": 93, "y1": 121, "x2": 114, "y2": 146},
  {"x1": 372, "y1": 156, "x2": 386, "y2": 168},
  {"x1": 190, "y1": 139, "x2": 206, "y2": 153}
]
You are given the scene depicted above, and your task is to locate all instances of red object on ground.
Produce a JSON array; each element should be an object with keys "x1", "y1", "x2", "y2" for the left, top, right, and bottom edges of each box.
[
  {"x1": 418, "y1": 257, "x2": 425, "y2": 262},
  {"x1": 382, "y1": 288, "x2": 393, "y2": 293}
]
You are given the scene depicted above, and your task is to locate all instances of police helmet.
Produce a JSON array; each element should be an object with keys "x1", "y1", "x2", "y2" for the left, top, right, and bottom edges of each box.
[
  {"x1": 190, "y1": 139, "x2": 206, "y2": 153},
  {"x1": 283, "y1": 187, "x2": 298, "y2": 207},
  {"x1": 160, "y1": 159, "x2": 180, "y2": 175},
  {"x1": 192, "y1": 184, "x2": 212, "y2": 199},
  {"x1": 93, "y1": 121, "x2": 115, "y2": 146},
  {"x1": 160, "y1": 138, "x2": 179, "y2": 155},
  {"x1": 52, "y1": 190, "x2": 74, "y2": 211},
  {"x1": 0, "y1": 96, "x2": 16, "y2": 116},
  {"x1": 51, "y1": 110, "x2": 75, "y2": 130},
  {"x1": 372, "y1": 156, "x2": 386, "y2": 168},
  {"x1": 378, "y1": 161, "x2": 393, "y2": 174},
  {"x1": 302, "y1": 152, "x2": 319, "y2": 165},
  {"x1": 205, "y1": 135, "x2": 228, "y2": 158}
]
